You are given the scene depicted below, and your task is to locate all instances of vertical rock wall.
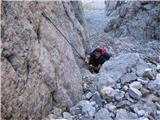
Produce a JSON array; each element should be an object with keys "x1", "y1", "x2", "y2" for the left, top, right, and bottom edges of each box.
[{"x1": 1, "y1": 1, "x2": 86, "y2": 120}]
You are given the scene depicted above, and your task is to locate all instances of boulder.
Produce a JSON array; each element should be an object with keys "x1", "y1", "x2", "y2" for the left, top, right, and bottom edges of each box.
[
  {"x1": 137, "y1": 78, "x2": 149, "y2": 85},
  {"x1": 129, "y1": 81, "x2": 142, "y2": 89},
  {"x1": 70, "y1": 100, "x2": 95, "y2": 118},
  {"x1": 96, "y1": 53, "x2": 141, "y2": 89},
  {"x1": 155, "y1": 102, "x2": 160, "y2": 110},
  {"x1": 148, "y1": 78, "x2": 160, "y2": 96},
  {"x1": 123, "y1": 85, "x2": 129, "y2": 91},
  {"x1": 140, "y1": 87, "x2": 150, "y2": 97},
  {"x1": 85, "y1": 92, "x2": 93, "y2": 100},
  {"x1": 94, "y1": 108, "x2": 112, "y2": 120},
  {"x1": 133, "y1": 107, "x2": 146, "y2": 117},
  {"x1": 143, "y1": 68, "x2": 157, "y2": 80},
  {"x1": 70, "y1": 107, "x2": 81, "y2": 116},
  {"x1": 90, "y1": 92, "x2": 103, "y2": 107},
  {"x1": 135, "y1": 59, "x2": 150, "y2": 77},
  {"x1": 136, "y1": 110, "x2": 146, "y2": 117},
  {"x1": 157, "y1": 110, "x2": 160, "y2": 120},
  {"x1": 125, "y1": 93, "x2": 135, "y2": 103},
  {"x1": 115, "y1": 83, "x2": 122, "y2": 89},
  {"x1": 114, "y1": 91, "x2": 125, "y2": 101},
  {"x1": 128, "y1": 87, "x2": 142, "y2": 99},
  {"x1": 120, "y1": 73, "x2": 137, "y2": 84},
  {"x1": 100, "y1": 86, "x2": 114, "y2": 101},
  {"x1": 63, "y1": 112, "x2": 73, "y2": 120},
  {"x1": 157, "y1": 74, "x2": 160, "y2": 80},
  {"x1": 131, "y1": 94, "x2": 158, "y2": 116},
  {"x1": 116, "y1": 100, "x2": 132, "y2": 109},
  {"x1": 106, "y1": 103, "x2": 116, "y2": 112},
  {"x1": 115, "y1": 109, "x2": 138, "y2": 120},
  {"x1": 48, "y1": 107, "x2": 62, "y2": 119},
  {"x1": 156, "y1": 64, "x2": 160, "y2": 73},
  {"x1": 82, "y1": 82, "x2": 97, "y2": 93},
  {"x1": 136, "y1": 117, "x2": 149, "y2": 120}
]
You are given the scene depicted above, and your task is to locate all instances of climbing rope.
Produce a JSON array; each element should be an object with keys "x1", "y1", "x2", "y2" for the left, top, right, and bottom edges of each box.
[{"x1": 42, "y1": 12, "x2": 83, "y2": 59}]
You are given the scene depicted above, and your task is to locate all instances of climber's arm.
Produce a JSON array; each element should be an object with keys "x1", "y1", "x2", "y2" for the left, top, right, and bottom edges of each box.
[{"x1": 90, "y1": 64, "x2": 101, "y2": 71}]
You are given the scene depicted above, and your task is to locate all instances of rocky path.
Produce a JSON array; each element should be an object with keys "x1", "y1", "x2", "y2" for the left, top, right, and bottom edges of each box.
[
  {"x1": 85, "y1": 9, "x2": 107, "y2": 36},
  {"x1": 87, "y1": 32, "x2": 160, "y2": 57},
  {"x1": 85, "y1": 6, "x2": 160, "y2": 56},
  {"x1": 45, "y1": 53, "x2": 160, "y2": 120},
  {"x1": 44, "y1": 6, "x2": 160, "y2": 120}
]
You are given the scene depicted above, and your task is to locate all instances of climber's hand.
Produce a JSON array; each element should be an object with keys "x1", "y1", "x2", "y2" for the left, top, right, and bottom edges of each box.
[
  {"x1": 89, "y1": 64, "x2": 93, "y2": 68},
  {"x1": 83, "y1": 55, "x2": 90, "y2": 64}
]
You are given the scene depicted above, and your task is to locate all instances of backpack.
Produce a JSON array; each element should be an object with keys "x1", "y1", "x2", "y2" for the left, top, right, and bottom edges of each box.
[
  {"x1": 101, "y1": 47, "x2": 106, "y2": 56},
  {"x1": 101, "y1": 47, "x2": 111, "y2": 60}
]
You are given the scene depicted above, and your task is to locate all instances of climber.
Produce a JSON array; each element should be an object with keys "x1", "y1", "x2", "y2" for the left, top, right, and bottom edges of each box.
[{"x1": 83, "y1": 47, "x2": 111, "y2": 73}]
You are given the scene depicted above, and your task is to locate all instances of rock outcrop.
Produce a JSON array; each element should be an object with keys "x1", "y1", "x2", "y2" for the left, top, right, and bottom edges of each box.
[
  {"x1": 104, "y1": 1, "x2": 160, "y2": 40},
  {"x1": 1, "y1": 1, "x2": 86, "y2": 120}
]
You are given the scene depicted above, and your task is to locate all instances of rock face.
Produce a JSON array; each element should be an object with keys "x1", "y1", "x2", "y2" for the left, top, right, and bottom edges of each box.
[
  {"x1": 71, "y1": 1, "x2": 86, "y2": 27},
  {"x1": 1, "y1": 1, "x2": 86, "y2": 120},
  {"x1": 104, "y1": 1, "x2": 160, "y2": 40}
]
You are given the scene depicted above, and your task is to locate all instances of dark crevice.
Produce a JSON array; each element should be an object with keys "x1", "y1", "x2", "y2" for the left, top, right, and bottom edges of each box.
[
  {"x1": 50, "y1": 91, "x2": 57, "y2": 104},
  {"x1": 2, "y1": 49, "x2": 17, "y2": 72},
  {"x1": 1, "y1": 26, "x2": 5, "y2": 38},
  {"x1": 36, "y1": 20, "x2": 41, "y2": 44},
  {"x1": 25, "y1": 59, "x2": 30, "y2": 83},
  {"x1": 1, "y1": 1, "x2": 8, "y2": 17},
  {"x1": 62, "y1": 2, "x2": 75, "y2": 27}
]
